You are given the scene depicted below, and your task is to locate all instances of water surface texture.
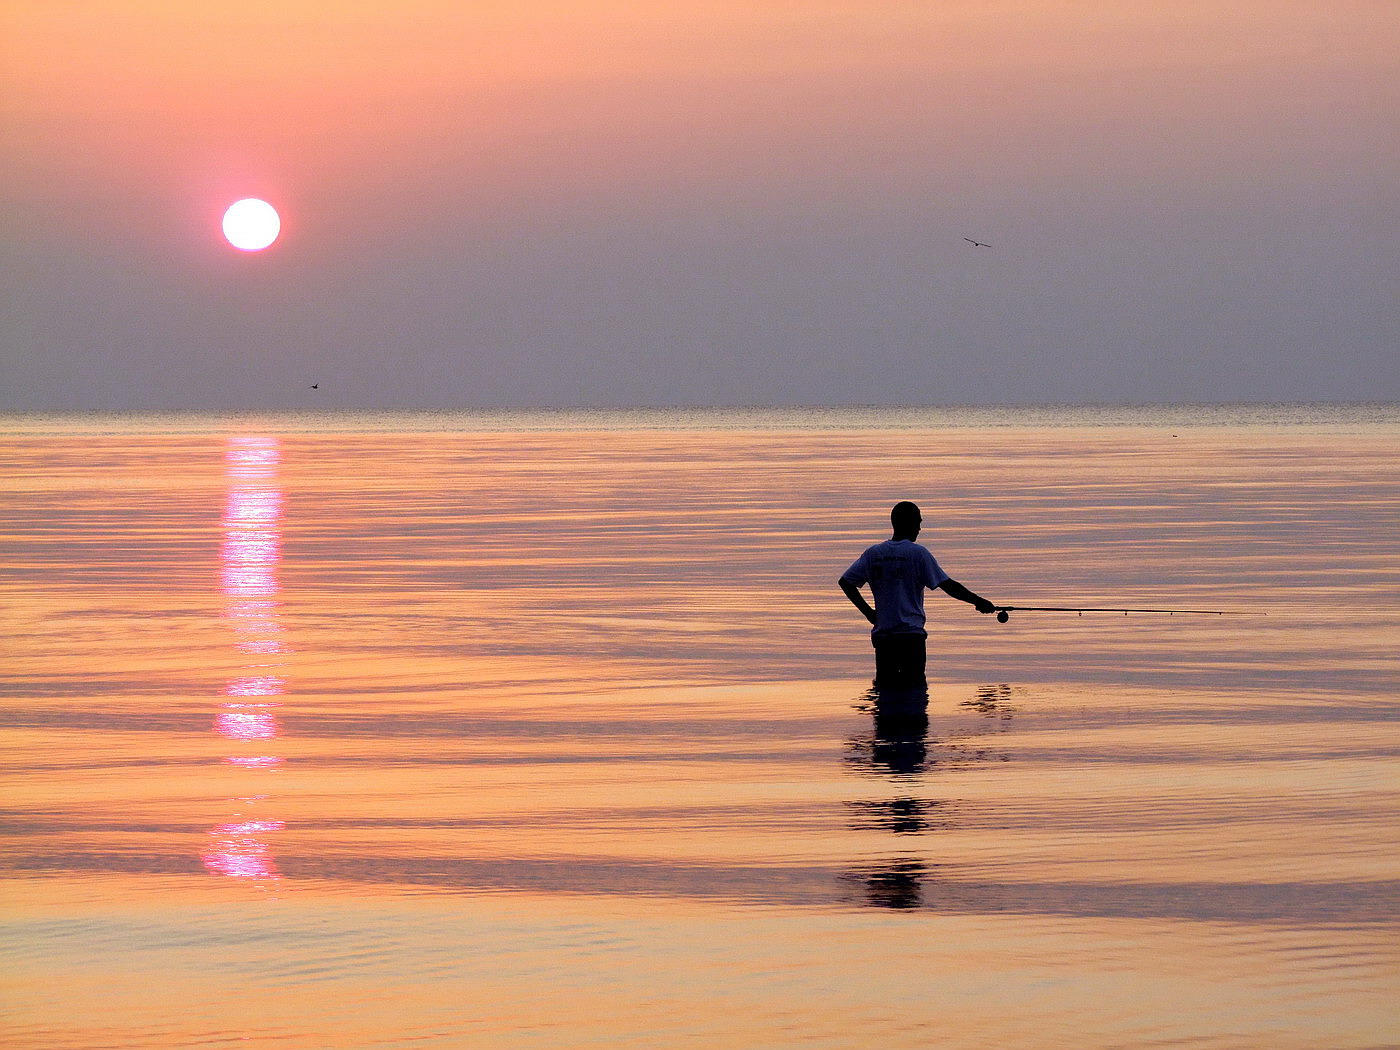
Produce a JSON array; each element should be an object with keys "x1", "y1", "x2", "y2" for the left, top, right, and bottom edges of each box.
[{"x1": 3, "y1": 406, "x2": 1398, "y2": 1049}]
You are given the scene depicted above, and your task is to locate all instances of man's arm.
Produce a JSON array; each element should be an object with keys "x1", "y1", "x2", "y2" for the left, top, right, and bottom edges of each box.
[
  {"x1": 939, "y1": 578, "x2": 996, "y2": 614},
  {"x1": 839, "y1": 577, "x2": 877, "y2": 625}
]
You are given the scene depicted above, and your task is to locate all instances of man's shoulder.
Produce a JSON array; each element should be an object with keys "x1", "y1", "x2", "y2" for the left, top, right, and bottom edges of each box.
[{"x1": 870, "y1": 539, "x2": 933, "y2": 557}]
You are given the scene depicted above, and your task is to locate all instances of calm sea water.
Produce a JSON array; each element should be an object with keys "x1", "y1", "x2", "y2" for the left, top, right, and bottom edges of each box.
[{"x1": 3, "y1": 405, "x2": 1398, "y2": 1049}]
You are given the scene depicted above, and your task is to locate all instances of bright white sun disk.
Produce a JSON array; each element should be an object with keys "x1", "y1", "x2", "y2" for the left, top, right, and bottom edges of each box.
[{"x1": 222, "y1": 198, "x2": 280, "y2": 252}]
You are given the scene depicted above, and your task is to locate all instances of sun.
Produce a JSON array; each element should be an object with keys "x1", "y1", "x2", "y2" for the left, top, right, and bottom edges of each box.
[{"x1": 222, "y1": 198, "x2": 281, "y2": 252}]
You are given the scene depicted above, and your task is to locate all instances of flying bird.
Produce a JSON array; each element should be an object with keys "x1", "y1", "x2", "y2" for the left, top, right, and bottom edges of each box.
[
  {"x1": 310, "y1": 384, "x2": 319, "y2": 390},
  {"x1": 964, "y1": 238, "x2": 991, "y2": 248}
]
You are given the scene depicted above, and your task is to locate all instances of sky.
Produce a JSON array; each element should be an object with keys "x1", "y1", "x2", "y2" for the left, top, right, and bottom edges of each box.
[{"x1": 2, "y1": 0, "x2": 1397, "y2": 411}]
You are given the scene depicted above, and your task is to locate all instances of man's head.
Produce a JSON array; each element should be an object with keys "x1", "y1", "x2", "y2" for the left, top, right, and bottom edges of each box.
[{"x1": 890, "y1": 501, "x2": 922, "y2": 539}]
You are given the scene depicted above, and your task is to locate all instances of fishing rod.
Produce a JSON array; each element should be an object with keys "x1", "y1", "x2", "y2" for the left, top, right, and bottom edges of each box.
[{"x1": 991, "y1": 605, "x2": 1248, "y2": 624}]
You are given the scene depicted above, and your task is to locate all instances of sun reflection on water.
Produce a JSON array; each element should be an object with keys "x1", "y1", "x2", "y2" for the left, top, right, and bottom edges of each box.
[
  {"x1": 204, "y1": 435, "x2": 288, "y2": 880},
  {"x1": 201, "y1": 818, "x2": 287, "y2": 880}
]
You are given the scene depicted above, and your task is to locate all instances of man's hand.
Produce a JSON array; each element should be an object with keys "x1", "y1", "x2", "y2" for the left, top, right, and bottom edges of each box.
[
  {"x1": 974, "y1": 597, "x2": 997, "y2": 615},
  {"x1": 839, "y1": 577, "x2": 878, "y2": 626}
]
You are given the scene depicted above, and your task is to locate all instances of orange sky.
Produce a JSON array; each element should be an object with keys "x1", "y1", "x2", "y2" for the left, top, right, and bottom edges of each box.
[
  {"x1": 9, "y1": 1, "x2": 1391, "y2": 215},
  {"x1": 2, "y1": 1, "x2": 1397, "y2": 408}
]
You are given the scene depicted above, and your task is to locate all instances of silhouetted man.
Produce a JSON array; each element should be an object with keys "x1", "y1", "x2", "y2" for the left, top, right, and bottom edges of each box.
[{"x1": 839, "y1": 501, "x2": 996, "y2": 690}]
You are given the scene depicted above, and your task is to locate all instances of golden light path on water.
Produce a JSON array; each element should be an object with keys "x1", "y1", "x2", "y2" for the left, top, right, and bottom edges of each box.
[
  {"x1": 202, "y1": 436, "x2": 286, "y2": 880},
  {"x1": 1, "y1": 407, "x2": 1397, "y2": 1050}
]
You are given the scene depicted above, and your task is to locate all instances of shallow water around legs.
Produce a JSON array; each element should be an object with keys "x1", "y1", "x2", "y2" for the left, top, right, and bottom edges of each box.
[{"x1": 3, "y1": 410, "x2": 1398, "y2": 1049}]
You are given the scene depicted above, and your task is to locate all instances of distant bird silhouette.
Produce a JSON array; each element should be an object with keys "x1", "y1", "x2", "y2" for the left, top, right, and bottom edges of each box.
[
  {"x1": 964, "y1": 238, "x2": 991, "y2": 248},
  {"x1": 310, "y1": 384, "x2": 319, "y2": 390}
]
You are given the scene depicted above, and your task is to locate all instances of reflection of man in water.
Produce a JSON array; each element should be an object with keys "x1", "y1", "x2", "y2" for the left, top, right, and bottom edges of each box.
[{"x1": 839, "y1": 501, "x2": 996, "y2": 692}]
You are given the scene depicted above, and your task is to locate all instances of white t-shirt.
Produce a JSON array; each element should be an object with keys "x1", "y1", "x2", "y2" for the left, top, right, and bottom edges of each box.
[{"x1": 841, "y1": 539, "x2": 950, "y2": 637}]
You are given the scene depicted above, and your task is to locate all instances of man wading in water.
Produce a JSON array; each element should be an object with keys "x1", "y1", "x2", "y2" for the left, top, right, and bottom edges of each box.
[{"x1": 839, "y1": 501, "x2": 997, "y2": 696}]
